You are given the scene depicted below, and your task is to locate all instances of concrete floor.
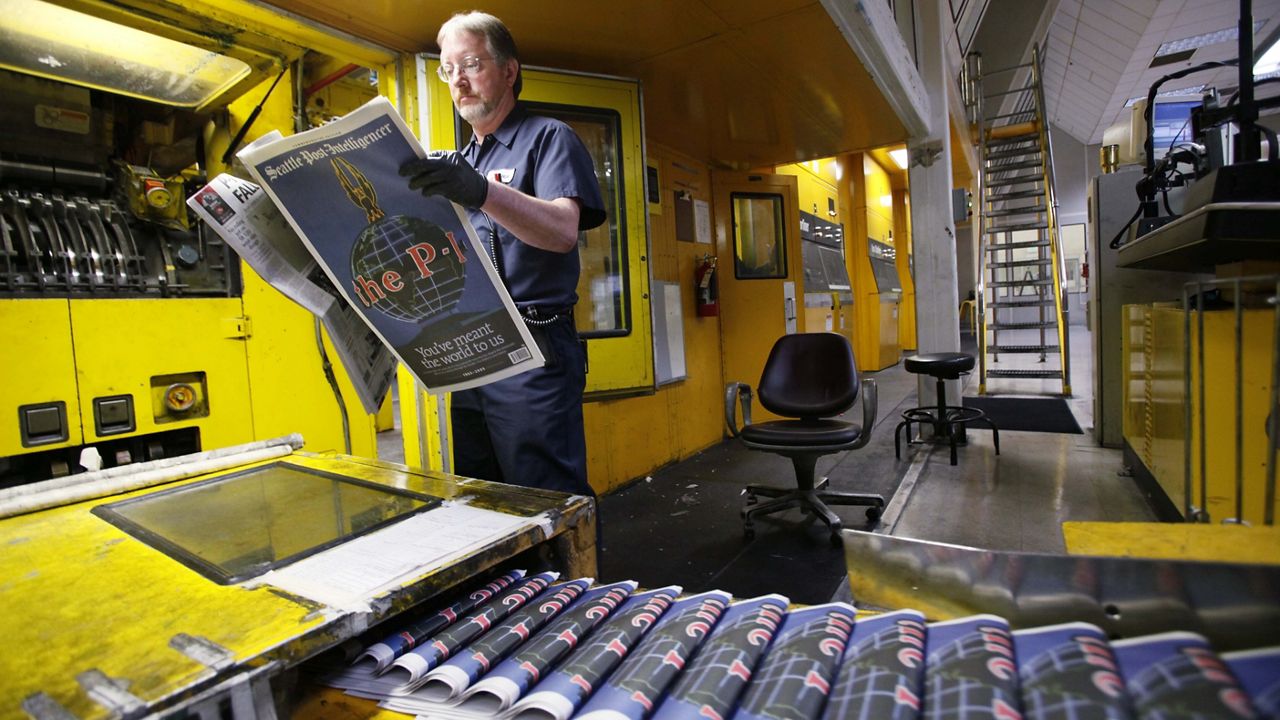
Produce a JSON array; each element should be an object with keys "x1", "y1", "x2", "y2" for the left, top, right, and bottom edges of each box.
[
  {"x1": 377, "y1": 323, "x2": 1158, "y2": 600},
  {"x1": 887, "y1": 324, "x2": 1155, "y2": 554}
]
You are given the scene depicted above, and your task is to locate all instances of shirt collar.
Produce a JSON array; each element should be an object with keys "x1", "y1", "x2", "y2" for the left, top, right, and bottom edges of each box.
[{"x1": 466, "y1": 103, "x2": 528, "y2": 155}]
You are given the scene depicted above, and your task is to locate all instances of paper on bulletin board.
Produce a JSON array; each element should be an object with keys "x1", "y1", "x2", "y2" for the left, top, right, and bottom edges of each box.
[{"x1": 694, "y1": 199, "x2": 711, "y2": 244}]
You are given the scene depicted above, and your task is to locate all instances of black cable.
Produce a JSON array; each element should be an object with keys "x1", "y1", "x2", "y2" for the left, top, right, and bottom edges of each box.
[
  {"x1": 1143, "y1": 60, "x2": 1238, "y2": 176},
  {"x1": 314, "y1": 317, "x2": 352, "y2": 454},
  {"x1": 221, "y1": 69, "x2": 288, "y2": 166},
  {"x1": 1162, "y1": 189, "x2": 1175, "y2": 216},
  {"x1": 1109, "y1": 203, "x2": 1145, "y2": 249}
]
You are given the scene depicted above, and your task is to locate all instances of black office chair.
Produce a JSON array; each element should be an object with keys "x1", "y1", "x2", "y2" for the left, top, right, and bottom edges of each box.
[{"x1": 725, "y1": 333, "x2": 884, "y2": 545}]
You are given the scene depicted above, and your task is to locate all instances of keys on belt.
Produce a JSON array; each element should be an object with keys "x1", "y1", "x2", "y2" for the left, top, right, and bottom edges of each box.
[{"x1": 519, "y1": 305, "x2": 573, "y2": 326}]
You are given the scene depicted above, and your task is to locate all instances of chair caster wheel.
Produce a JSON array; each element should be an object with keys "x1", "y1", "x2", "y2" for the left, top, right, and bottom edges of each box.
[{"x1": 866, "y1": 506, "x2": 883, "y2": 521}]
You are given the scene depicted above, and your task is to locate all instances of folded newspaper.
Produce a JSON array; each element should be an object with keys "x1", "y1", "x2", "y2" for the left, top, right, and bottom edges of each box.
[
  {"x1": 187, "y1": 166, "x2": 396, "y2": 415},
  {"x1": 232, "y1": 96, "x2": 544, "y2": 395}
]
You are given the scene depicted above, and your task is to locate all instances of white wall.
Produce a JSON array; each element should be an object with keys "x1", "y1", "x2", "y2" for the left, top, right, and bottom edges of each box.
[
  {"x1": 1051, "y1": 124, "x2": 1089, "y2": 227},
  {"x1": 1050, "y1": 125, "x2": 1092, "y2": 326}
]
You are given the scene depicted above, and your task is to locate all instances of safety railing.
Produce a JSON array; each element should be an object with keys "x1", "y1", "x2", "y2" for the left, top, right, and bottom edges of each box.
[{"x1": 1181, "y1": 275, "x2": 1280, "y2": 526}]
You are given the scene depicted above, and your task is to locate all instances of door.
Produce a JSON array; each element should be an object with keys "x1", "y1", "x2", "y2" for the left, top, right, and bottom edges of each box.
[{"x1": 712, "y1": 171, "x2": 802, "y2": 420}]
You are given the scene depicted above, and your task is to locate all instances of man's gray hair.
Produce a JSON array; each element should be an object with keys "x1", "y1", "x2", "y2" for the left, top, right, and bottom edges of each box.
[{"x1": 438, "y1": 11, "x2": 522, "y2": 98}]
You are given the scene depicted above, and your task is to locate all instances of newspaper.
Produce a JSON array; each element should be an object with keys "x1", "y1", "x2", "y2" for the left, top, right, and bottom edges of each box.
[
  {"x1": 188, "y1": 168, "x2": 396, "y2": 415},
  {"x1": 235, "y1": 96, "x2": 544, "y2": 394}
]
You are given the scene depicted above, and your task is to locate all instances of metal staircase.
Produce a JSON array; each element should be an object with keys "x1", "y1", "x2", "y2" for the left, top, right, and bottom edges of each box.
[{"x1": 965, "y1": 44, "x2": 1071, "y2": 396}]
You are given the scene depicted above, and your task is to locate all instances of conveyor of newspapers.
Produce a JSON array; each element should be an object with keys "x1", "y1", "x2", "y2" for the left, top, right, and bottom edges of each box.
[{"x1": 315, "y1": 569, "x2": 1279, "y2": 720}]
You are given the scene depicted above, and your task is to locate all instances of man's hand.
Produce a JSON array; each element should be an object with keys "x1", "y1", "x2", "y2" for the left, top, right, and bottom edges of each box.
[{"x1": 400, "y1": 151, "x2": 489, "y2": 209}]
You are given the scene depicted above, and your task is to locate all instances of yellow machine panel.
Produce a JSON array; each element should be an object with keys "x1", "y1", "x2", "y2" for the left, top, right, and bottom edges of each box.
[
  {"x1": 845, "y1": 153, "x2": 902, "y2": 371},
  {"x1": 70, "y1": 298, "x2": 255, "y2": 449},
  {"x1": 0, "y1": 299, "x2": 83, "y2": 457},
  {"x1": 1123, "y1": 303, "x2": 1280, "y2": 525},
  {"x1": 0, "y1": 5, "x2": 388, "y2": 486}
]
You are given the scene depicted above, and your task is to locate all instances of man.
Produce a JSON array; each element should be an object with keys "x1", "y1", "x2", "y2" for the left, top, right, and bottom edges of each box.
[{"x1": 400, "y1": 11, "x2": 605, "y2": 498}]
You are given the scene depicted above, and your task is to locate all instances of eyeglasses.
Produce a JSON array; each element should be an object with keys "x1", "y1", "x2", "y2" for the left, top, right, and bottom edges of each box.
[{"x1": 437, "y1": 56, "x2": 489, "y2": 82}]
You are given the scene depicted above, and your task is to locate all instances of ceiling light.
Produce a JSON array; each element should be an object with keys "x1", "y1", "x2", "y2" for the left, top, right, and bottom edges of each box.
[
  {"x1": 889, "y1": 148, "x2": 909, "y2": 169},
  {"x1": 0, "y1": 0, "x2": 251, "y2": 107},
  {"x1": 1124, "y1": 85, "x2": 1205, "y2": 107},
  {"x1": 1156, "y1": 21, "x2": 1264, "y2": 57},
  {"x1": 1256, "y1": 34, "x2": 1280, "y2": 76}
]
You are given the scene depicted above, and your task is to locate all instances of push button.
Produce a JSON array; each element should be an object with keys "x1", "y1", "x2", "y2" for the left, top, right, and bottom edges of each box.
[
  {"x1": 19, "y1": 402, "x2": 68, "y2": 447},
  {"x1": 94, "y1": 395, "x2": 135, "y2": 436}
]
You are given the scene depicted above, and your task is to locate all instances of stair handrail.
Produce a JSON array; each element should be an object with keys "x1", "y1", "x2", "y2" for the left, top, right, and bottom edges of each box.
[
  {"x1": 1030, "y1": 42, "x2": 1072, "y2": 395},
  {"x1": 966, "y1": 50, "x2": 989, "y2": 392}
]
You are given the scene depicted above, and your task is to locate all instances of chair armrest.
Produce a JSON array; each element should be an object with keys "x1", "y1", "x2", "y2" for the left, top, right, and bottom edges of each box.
[
  {"x1": 851, "y1": 378, "x2": 877, "y2": 449},
  {"x1": 724, "y1": 382, "x2": 753, "y2": 437}
]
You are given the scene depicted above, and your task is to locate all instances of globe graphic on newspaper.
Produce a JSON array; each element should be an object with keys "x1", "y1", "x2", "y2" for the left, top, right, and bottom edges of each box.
[{"x1": 350, "y1": 215, "x2": 467, "y2": 322}]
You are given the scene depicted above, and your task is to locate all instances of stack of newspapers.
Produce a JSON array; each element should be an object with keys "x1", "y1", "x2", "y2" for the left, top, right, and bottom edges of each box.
[{"x1": 318, "y1": 570, "x2": 1280, "y2": 720}]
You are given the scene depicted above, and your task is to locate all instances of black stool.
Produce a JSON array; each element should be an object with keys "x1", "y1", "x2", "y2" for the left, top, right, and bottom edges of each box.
[{"x1": 894, "y1": 352, "x2": 999, "y2": 465}]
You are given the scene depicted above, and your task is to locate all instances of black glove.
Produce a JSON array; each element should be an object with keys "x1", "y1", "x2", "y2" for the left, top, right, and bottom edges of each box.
[{"x1": 400, "y1": 151, "x2": 489, "y2": 208}]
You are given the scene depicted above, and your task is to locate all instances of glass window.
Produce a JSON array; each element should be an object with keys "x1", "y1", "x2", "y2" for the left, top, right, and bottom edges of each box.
[
  {"x1": 92, "y1": 462, "x2": 442, "y2": 584},
  {"x1": 732, "y1": 193, "x2": 787, "y2": 279}
]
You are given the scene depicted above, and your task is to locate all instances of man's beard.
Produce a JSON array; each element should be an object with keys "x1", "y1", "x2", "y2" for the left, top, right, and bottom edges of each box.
[{"x1": 458, "y1": 95, "x2": 498, "y2": 126}]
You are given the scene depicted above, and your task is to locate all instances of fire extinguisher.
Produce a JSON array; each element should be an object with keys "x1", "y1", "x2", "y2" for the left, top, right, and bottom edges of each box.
[{"x1": 696, "y1": 255, "x2": 718, "y2": 317}]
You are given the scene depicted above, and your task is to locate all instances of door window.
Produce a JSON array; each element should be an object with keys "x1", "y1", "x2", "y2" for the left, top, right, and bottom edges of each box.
[{"x1": 732, "y1": 193, "x2": 787, "y2": 279}]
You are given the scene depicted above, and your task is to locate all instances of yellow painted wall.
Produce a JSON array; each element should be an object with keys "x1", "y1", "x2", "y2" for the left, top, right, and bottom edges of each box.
[
  {"x1": 775, "y1": 160, "x2": 843, "y2": 225},
  {"x1": 583, "y1": 144, "x2": 726, "y2": 493}
]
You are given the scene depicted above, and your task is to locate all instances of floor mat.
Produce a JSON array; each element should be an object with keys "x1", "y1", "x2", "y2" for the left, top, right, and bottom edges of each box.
[{"x1": 961, "y1": 396, "x2": 1082, "y2": 434}]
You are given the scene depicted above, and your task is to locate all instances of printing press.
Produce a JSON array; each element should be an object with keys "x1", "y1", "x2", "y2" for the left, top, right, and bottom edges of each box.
[{"x1": 1, "y1": 441, "x2": 1277, "y2": 719}]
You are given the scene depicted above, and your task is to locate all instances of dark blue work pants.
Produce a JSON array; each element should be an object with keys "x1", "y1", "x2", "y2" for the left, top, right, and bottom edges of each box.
[{"x1": 450, "y1": 319, "x2": 593, "y2": 498}]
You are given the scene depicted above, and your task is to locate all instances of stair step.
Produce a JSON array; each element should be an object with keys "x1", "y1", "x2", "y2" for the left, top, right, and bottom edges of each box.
[
  {"x1": 985, "y1": 369, "x2": 1063, "y2": 379},
  {"x1": 986, "y1": 239, "x2": 1050, "y2": 250},
  {"x1": 989, "y1": 344, "x2": 1060, "y2": 354},
  {"x1": 985, "y1": 148, "x2": 1042, "y2": 162},
  {"x1": 986, "y1": 174, "x2": 1042, "y2": 188},
  {"x1": 989, "y1": 320, "x2": 1058, "y2": 329},
  {"x1": 985, "y1": 204, "x2": 1045, "y2": 218},
  {"x1": 987, "y1": 159, "x2": 1042, "y2": 172},
  {"x1": 988, "y1": 297, "x2": 1054, "y2": 307},
  {"x1": 986, "y1": 189, "x2": 1046, "y2": 201},
  {"x1": 989, "y1": 279, "x2": 1054, "y2": 288},
  {"x1": 988, "y1": 135, "x2": 1039, "y2": 151},
  {"x1": 987, "y1": 221, "x2": 1049, "y2": 233},
  {"x1": 988, "y1": 125, "x2": 1039, "y2": 143},
  {"x1": 988, "y1": 258, "x2": 1051, "y2": 269}
]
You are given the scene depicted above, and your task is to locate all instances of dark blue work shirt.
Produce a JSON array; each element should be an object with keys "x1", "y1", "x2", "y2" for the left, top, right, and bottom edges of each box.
[{"x1": 461, "y1": 105, "x2": 606, "y2": 310}]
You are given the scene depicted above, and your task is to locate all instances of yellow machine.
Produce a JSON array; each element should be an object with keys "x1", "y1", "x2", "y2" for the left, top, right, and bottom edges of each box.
[
  {"x1": 0, "y1": 1, "x2": 391, "y2": 486},
  {"x1": 0, "y1": 444, "x2": 594, "y2": 718}
]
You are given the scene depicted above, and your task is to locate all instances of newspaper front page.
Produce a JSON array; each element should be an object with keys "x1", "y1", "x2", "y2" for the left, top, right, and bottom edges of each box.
[
  {"x1": 237, "y1": 96, "x2": 543, "y2": 394},
  {"x1": 187, "y1": 169, "x2": 396, "y2": 415}
]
